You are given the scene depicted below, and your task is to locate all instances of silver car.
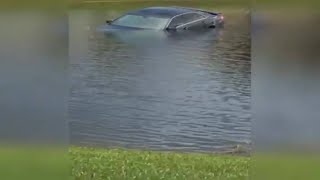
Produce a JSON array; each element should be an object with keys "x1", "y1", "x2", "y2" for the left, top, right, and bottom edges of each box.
[{"x1": 105, "y1": 6, "x2": 225, "y2": 31}]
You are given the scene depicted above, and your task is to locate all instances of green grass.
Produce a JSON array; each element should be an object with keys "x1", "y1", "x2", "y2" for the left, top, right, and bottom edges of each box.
[
  {"x1": 69, "y1": 0, "x2": 250, "y2": 10},
  {"x1": 0, "y1": 146, "x2": 69, "y2": 180},
  {"x1": 70, "y1": 147, "x2": 250, "y2": 180}
]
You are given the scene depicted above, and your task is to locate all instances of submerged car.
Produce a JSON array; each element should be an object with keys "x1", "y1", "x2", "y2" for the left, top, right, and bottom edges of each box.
[{"x1": 104, "y1": 6, "x2": 224, "y2": 31}]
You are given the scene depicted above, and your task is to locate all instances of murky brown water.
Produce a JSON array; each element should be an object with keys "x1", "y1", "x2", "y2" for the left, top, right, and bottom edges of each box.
[{"x1": 69, "y1": 8, "x2": 251, "y2": 152}]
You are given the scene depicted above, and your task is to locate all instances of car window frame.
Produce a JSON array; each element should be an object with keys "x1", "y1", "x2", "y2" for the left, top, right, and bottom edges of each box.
[{"x1": 166, "y1": 12, "x2": 207, "y2": 29}]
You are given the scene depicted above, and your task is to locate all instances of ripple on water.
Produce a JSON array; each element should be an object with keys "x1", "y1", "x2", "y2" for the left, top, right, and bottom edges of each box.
[{"x1": 69, "y1": 10, "x2": 251, "y2": 152}]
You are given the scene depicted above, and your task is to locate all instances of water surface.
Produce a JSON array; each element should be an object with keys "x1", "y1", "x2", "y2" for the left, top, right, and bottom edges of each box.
[{"x1": 69, "y1": 8, "x2": 251, "y2": 152}]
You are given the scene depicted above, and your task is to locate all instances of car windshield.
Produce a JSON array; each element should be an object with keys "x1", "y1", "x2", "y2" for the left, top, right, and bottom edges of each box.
[{"x1": 111, "y1": 14, "x2": 170, "y2": 30}]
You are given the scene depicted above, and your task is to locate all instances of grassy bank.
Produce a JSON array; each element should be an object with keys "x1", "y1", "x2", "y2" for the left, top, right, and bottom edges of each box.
[
  {"x1": 70, "y1": 147, "x2": 250, "y2": 180},
  {"x1": 69, "y1": 0, "x2": 250, "y2": 10}
]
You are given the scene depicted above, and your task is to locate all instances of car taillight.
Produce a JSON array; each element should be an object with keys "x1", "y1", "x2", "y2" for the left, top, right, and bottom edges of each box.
[{"x1": 220, "y1": 15, "x2": 224, "y2": 20}]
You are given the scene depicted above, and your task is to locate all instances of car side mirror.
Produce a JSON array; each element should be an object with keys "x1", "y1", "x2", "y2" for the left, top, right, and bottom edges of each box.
[{"x1": 106, "y1": 20, "x2": 113, "y2": 24}]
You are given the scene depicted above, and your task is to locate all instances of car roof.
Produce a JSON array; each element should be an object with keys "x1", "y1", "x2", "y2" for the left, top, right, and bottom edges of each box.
[{"x1": 127, "y1": 7, "x2": 197, "y2": 18}]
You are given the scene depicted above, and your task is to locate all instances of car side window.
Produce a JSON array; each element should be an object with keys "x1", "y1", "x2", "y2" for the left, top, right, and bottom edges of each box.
[
  {"x1": 186, "y1": 13, "x2": 206, "y2": 22},
  {"x1": 168, "y1": 13, "x2": 206, "y2": 28}
]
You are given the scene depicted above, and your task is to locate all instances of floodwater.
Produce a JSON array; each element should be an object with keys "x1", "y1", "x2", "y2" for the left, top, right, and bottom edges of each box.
[{"x1": 69, "y1": 8, "x2": 251, "y2": 152}]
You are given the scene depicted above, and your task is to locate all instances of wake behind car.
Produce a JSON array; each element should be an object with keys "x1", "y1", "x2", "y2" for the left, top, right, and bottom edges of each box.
[{"x1": 103, "y1": 6, "x2": 224, "y2": 31}]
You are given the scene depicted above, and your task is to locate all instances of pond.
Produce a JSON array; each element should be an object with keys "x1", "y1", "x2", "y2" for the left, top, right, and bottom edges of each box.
[{"x1": 69, "y1": 6, "x2": 251, "y2": 152}]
